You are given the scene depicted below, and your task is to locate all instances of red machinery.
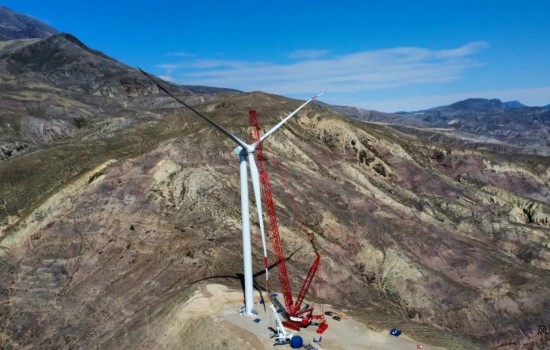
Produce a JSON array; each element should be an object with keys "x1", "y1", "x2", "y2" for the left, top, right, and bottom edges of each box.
[{"x1": 249, "y1": 110, "x2": 327, "y2": 333}]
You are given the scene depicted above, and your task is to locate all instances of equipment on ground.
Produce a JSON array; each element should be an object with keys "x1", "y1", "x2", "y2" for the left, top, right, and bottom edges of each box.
[
  {"x1": 390, "y1": 327, "x2": 402, "y2": 336},
  {"x1": 270, "y1": 304, "x2": 294, "y2": 345},
  {"x1": 139, "y1": 68, "x2": 322, "y2": 316},
  {"x1": 331, "y1": 310, "x2": 350, "y2": 319},
  {"x1": 290, "y1": 335, "x2": 304, "y2": 348}
]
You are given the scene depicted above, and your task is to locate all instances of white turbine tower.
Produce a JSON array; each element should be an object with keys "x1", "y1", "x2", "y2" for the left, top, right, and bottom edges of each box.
[{"x1": 139, "y1": 68, "x2": 323, "y2": 316}]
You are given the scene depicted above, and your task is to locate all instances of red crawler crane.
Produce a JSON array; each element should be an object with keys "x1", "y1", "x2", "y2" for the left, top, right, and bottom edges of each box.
[{"x1": 249, "y1": 110, "x2": 327, "y2": 333}]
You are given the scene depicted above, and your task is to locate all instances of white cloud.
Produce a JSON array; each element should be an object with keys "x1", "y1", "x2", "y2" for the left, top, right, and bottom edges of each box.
[
  {"x1": 157, "y1": 75, "x2": 175, "y2": 82},
  {"x1": 167, "y1": 51, "x2": 195, "y2": 57},
  {"x1": 152, "y1": 42, "x2": 550, "y2": 113},
  {"x1": 434, "y1": 41, "x2": 489, "y2": 59},
  {"x1": 157, "y1": 59, "x2": 268, "y2": 71},
  {"x1": 157, "y1": 63, "x2": 184, "y2": 70},
  {"x1": 288, "y1": 49, "x2": 329, "y2": 59},
  {"x1": 156, "y1": 42, "x2": 487, "y2": 97}
]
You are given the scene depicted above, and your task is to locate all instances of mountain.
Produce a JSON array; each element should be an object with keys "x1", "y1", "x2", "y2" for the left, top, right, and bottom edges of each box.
[
  {"x1": 543, "y1": 104, "x2": 550, "y2": 110},
  {"x1": 503, "y1": 100, "x2": 527, "y2": 109},
  {"x1": 430, "y1": 98, "x2": 528, "y2": 112},
  {"x1": 440, "y1": 97, "x2": 504, "y2": 112},
  {"x1": 3, "y1": 33, "x2": 156, "y2": 96},
  {"x1": 335, "y1": 98, "x2": 550, "y2": 156},
  {"x1": 2, "y1": 32, "x2": 238, "y2": 97},
  {"x1": 0, "y1": 28, "x2": 240, "y2": 160},
  {"x1": 439, "y1": 98, "x2": 526, "y2": 111},
  {"x1": 0, "y1": 6, "x2": 58, "y2": 40},
  {"x1": 1, "y1": 11, "x2": 550, "y2": 350}
]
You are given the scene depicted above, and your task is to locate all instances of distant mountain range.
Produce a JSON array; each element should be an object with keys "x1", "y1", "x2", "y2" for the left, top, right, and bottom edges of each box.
[
  {"x1": 331, "y1": 97, "x2": 550, "y2": 155},
  {"x1": 429, "y1": 98, "x2": 546, "y2": 111}
]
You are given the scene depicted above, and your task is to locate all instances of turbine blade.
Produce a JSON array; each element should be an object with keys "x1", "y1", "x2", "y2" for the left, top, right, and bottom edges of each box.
[
  {"x1": 138, "y1": 68, "x2": 248, "y2": 149},
  {"x1": 257, "y1": 92, "x2": 324, "y2": 146},
  {"x1": 248, "y1": 154, "x2": 269, "y2": 280}
]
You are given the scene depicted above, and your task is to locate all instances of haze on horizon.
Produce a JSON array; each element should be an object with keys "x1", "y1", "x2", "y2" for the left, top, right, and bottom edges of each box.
[{"x1": 3, "y1": 0, "x2": 549, "y2": 112}]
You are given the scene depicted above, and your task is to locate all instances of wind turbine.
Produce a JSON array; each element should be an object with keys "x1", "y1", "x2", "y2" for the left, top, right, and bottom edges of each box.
[{"x1": 139, "y1": 68, "x2": 323, "y2": 316}]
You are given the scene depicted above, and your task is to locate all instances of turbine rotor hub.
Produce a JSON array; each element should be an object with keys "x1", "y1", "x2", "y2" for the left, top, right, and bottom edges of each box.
[{"x1": 233, "y1": 145, "x2": 255, "y2": 156}]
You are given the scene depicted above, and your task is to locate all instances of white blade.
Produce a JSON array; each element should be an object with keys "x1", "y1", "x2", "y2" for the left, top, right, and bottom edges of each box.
[
  {"x1": 248, "y1": 154, "x2": 269, "y2": 280},
  {"x1": 256, "y1": 92, "x2": 324, "y2": 147}
]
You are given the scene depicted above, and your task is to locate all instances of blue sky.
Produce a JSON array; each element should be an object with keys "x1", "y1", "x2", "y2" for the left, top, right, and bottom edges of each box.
[{"x1": 3, "y1": 0, "x2": 549, "y2": 111}]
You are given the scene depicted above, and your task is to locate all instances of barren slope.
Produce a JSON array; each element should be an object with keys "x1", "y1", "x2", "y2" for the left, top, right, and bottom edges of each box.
[{"x1": 1, "y1": 92, "x2": 549, "y2": 349}]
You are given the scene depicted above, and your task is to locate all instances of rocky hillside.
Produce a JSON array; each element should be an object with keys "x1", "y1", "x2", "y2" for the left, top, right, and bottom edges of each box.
[
  {"x1": 0, "y1": 6, "x2": 58, "y2": 40},
  {"x1": 2, "y1": 91, "x2": 550, "y2": 349},
  {"x1": 0, "y1": 18, "x2": 239, "y2": 161},
  {"x1": 1, "y1": 9, "x2": 550, "y2": 350}
]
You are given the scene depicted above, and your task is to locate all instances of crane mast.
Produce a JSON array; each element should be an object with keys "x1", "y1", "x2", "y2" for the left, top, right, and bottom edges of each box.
[
  {"x1": 249, "y1": 110, "x2": 327, "y2": 333},
  {"x1": 249, "y1": 110, "x2": 294, "y2": 313}
]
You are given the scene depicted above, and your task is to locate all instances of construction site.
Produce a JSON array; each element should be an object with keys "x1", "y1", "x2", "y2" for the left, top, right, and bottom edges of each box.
[
  {"x1": 140, "y1": 73, "x2": 436, "y2": 349},
  {"x1": 175, "y1": 283, "x2": 442, "y2": 350}
]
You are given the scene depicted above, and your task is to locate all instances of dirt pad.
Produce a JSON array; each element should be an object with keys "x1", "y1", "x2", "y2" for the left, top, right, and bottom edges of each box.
[{"x1": 185, "y1": 284, "x2": 445, "y2": 350}]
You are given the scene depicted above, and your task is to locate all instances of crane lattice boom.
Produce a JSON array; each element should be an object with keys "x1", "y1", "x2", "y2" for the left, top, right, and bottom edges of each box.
[{"x1": 249, "y1": 110, "x2": 327, "y2": 334}]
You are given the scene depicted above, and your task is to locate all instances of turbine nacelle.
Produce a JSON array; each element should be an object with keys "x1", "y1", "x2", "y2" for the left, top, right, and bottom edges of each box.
[{"x1": 233, "y1": 146, "x2": 244, "y2": 156}]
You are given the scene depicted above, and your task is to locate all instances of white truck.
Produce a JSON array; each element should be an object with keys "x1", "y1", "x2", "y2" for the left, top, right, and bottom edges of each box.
[{"x1": 270, "y1": 304, "x2": 294, "y2": 345}]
